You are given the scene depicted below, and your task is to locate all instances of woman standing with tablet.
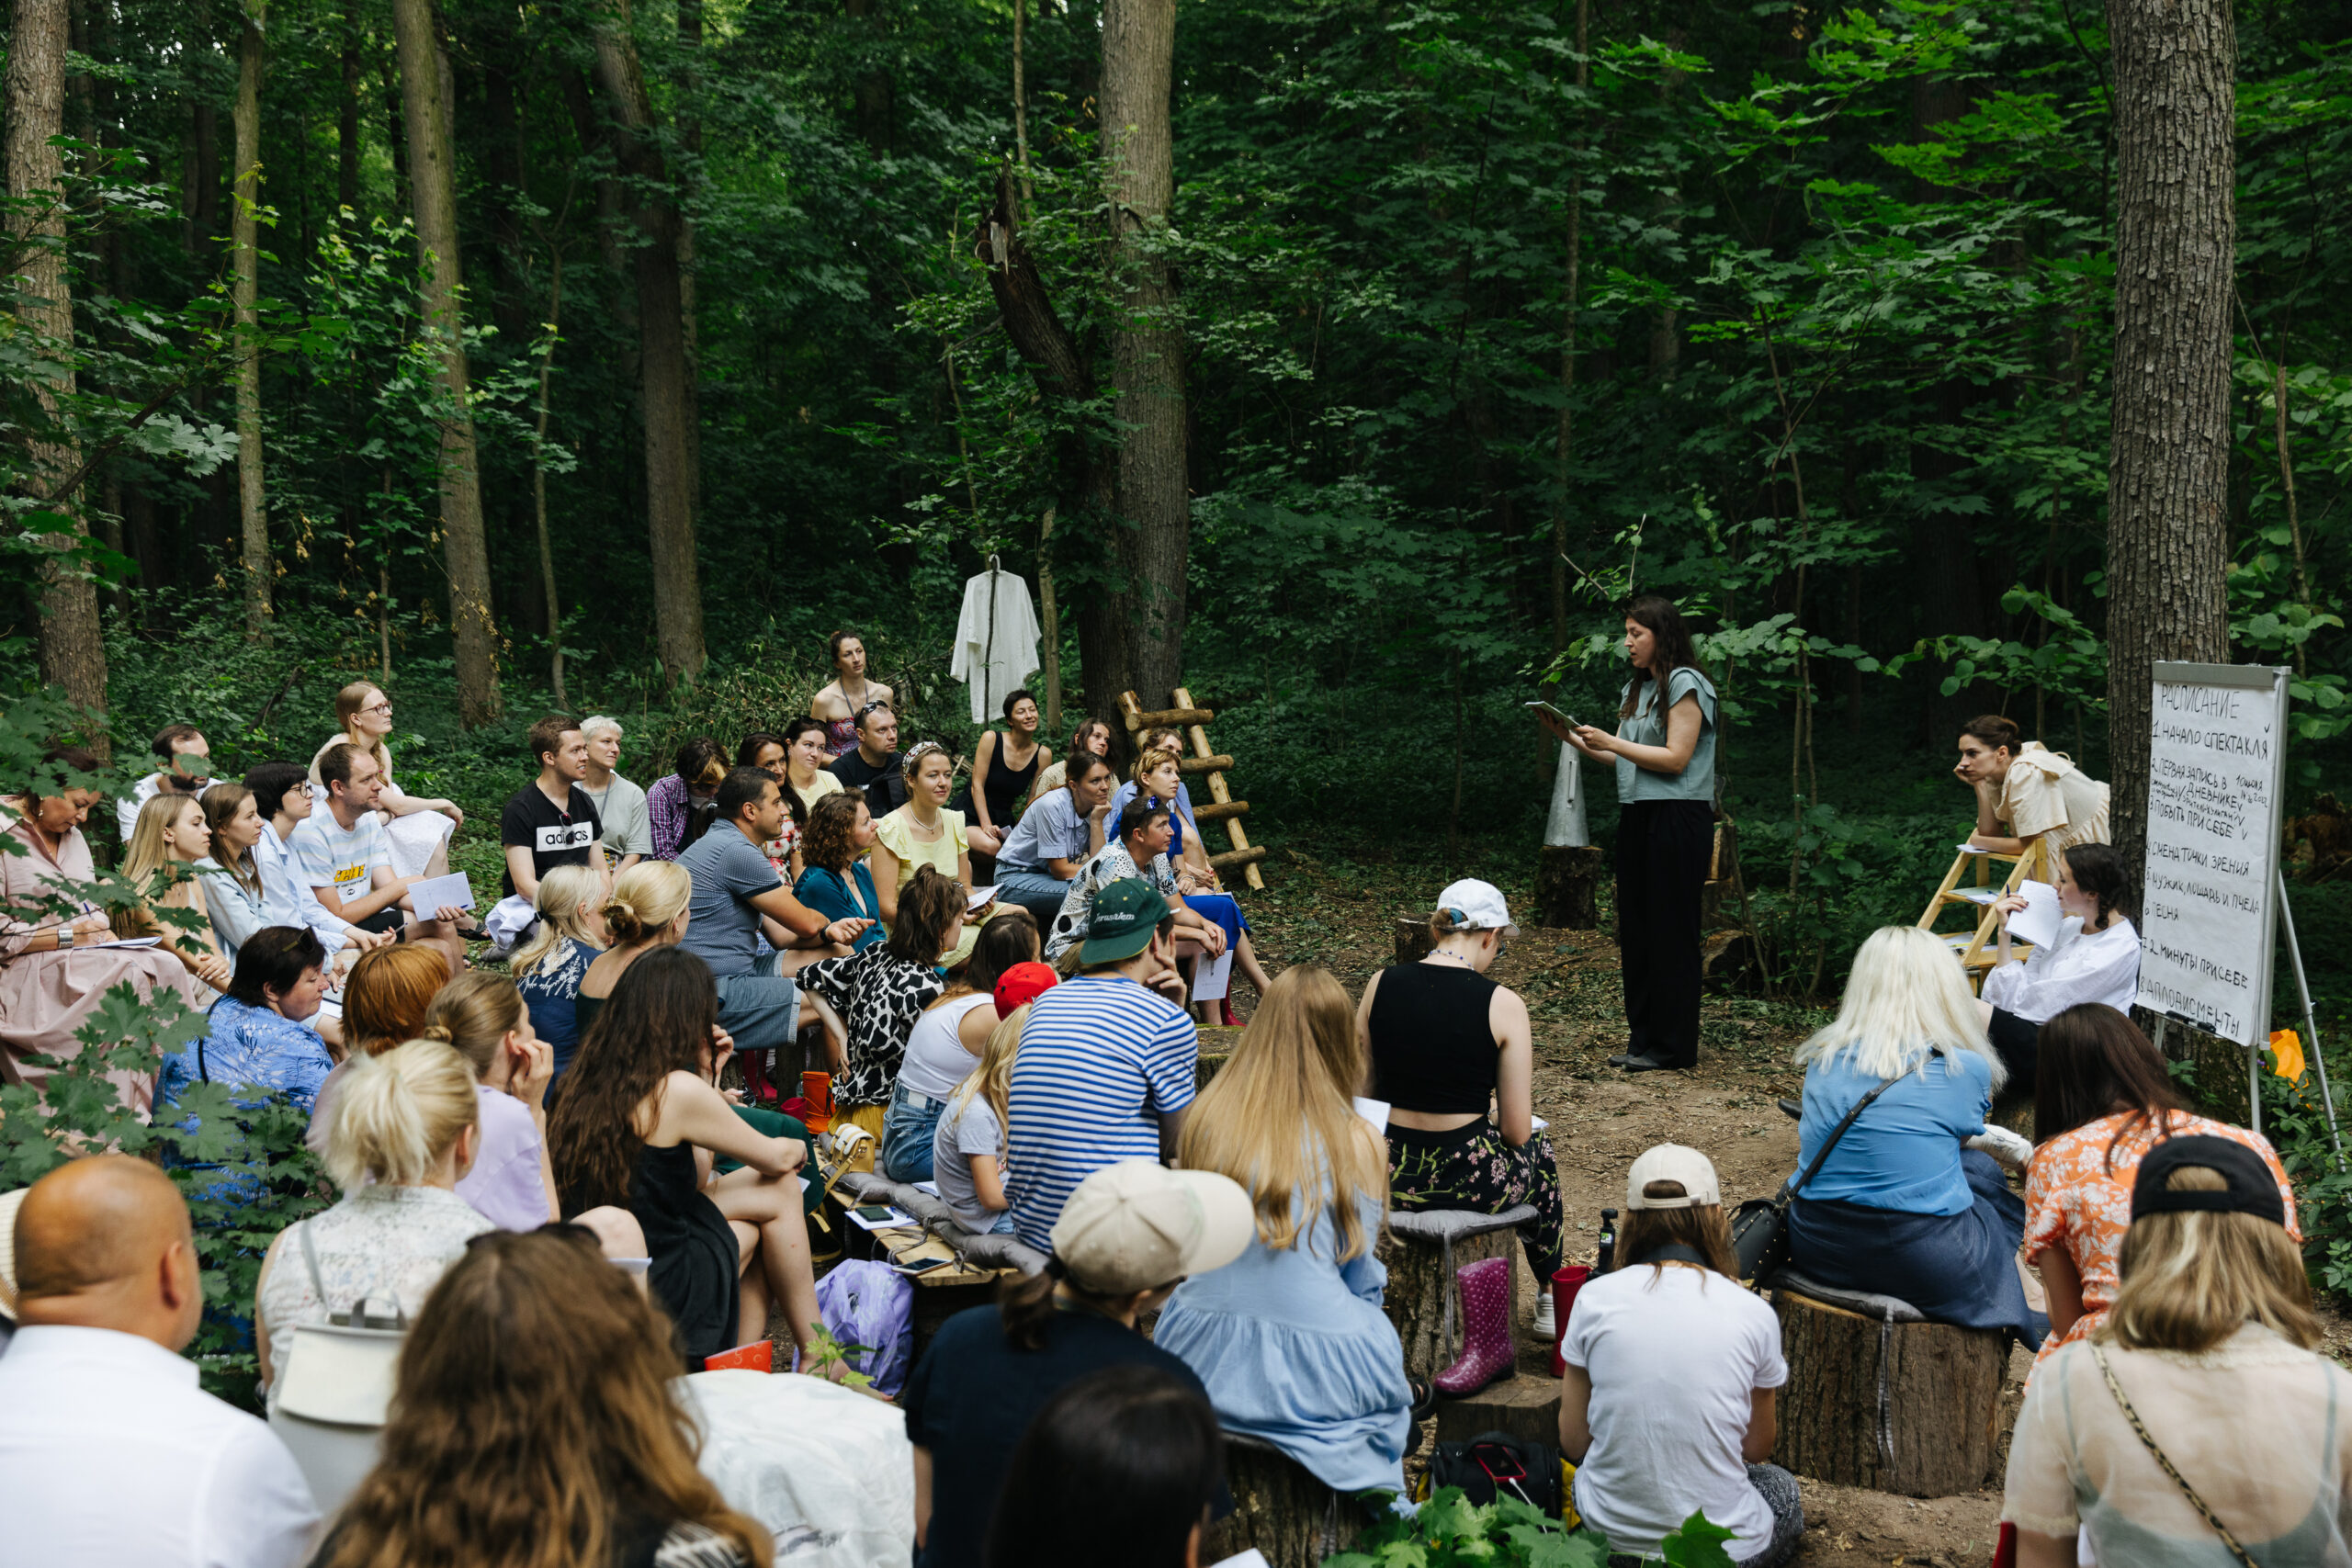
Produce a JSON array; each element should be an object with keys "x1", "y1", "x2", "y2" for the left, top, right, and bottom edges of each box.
[{"x1": 1542, "y1": 595, "x2": 1718, "y2": 1073}]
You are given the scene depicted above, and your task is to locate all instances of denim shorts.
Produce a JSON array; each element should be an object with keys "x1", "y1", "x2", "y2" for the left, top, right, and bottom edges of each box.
[{"x1": 881, "y1": 1080, "x2": 947, "y2": 1183}]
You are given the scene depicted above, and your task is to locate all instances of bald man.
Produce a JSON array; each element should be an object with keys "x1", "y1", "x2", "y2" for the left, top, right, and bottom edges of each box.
[{"x1": 0, "y1": 1156, "x2": 317, "y2": 1568}]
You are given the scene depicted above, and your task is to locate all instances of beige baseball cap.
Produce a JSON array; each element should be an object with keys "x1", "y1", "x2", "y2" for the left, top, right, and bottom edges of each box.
[
  {"x1": 1050, "y1": 1161, "x2": 1255, "y2": 1295},
  {"x1": 1626, "y1": 1144, "x2": 1721, "y2": 1209}
]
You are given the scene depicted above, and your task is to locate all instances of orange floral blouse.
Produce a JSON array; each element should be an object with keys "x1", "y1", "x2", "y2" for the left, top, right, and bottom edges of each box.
[{"x1": 2021, "y1": 1111, "x2": 2299, "y2": 1373}]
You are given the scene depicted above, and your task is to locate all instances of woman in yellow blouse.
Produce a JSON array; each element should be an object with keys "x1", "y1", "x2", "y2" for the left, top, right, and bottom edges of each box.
[{"x1": 869, "y1": 742, "x2": 989, "y2": 967}]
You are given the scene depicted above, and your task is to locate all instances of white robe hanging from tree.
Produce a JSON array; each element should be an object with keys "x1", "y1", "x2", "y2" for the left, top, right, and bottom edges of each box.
[{"x1": 951, "y1": 560, "x2": 1043, "y2": 722}]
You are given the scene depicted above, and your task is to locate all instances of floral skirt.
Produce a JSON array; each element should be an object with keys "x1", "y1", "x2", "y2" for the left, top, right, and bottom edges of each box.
[{"x1": 1386, "y1": 1120, "x2": 1566, "y2": 1279}]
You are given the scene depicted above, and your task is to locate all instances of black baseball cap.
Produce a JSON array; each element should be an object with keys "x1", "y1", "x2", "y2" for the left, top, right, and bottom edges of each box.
[
  {"x1": 1080, "y1": 878, "x2": 1171, "y2": 965},
  {"x1": 2131, "y1": 1134, "x2": 2286, "y2": 1228}
]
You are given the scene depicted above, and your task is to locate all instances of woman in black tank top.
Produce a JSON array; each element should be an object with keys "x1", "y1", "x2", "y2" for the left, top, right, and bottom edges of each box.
[{"x1": 1357, "y1": 880, "x2": 1566, "y2": 1386}]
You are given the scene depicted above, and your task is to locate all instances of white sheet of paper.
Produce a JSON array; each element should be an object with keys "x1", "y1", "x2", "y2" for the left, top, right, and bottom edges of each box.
[
  {"x1": 1191, "y1": 945, "x2": 1234, "y2": 1002},
  {"x1": 914, "y1": 1180, "x2": 941, "y2": 1197},
  {"x1": 406, "y1": 872, "x2": 477, "y2": 913},
  {"x1": 82, "y1": 934, "x2": 160, "y2": 949},
  {"x1": 313, "y1": 996, "x2": 344, "y2": 1021},
  {"x1": 1352, "y1": 1097, "x2": 1391, "y2": 1133},
  {"x1": 967, "y1": 886, "x2": 998, "y2": 913},
  {"x1": 2007, "y1": 879, "x2": 2063, "y2": 949},
  {"x1": 846, "y1": 1205, "x2": 915, "y2": 1233},
  {"x1": 1957, "y1": 843, "x2": 1990, "y2": 854},
  {"x1": 1210, "y1": 1552, "x2": 1272, "y2": 1568}
]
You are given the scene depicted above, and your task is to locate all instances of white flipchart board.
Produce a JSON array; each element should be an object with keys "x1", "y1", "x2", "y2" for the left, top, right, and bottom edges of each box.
[{"x1": 2134, "y1": 662, "x2": 2290, "y2": 1047}]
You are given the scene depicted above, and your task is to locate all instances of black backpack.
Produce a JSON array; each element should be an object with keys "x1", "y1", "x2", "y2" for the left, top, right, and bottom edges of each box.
[{"x1": 1418, "y1": 1430, "x2": 1565, "y2": 1516}]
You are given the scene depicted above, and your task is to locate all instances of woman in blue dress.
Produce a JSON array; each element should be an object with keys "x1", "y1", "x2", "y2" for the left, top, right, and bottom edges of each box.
[
  {"x1": 793, "y1": 791, "x2": 887, "y2": 953},
  {"x1": 1154, "y1": 965, "x2": 1416, "y2": 1498}
]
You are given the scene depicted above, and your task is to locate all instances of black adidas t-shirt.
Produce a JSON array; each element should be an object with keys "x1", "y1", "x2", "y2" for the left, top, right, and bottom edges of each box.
[{"x1": 500, "y1": 783, "x2": 603, "y2": 896}]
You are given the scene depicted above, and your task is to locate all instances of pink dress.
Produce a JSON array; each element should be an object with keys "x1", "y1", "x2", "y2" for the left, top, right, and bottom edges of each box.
[{"x1": 0, "y1": 803, "x2": 207, "y2": 1113}]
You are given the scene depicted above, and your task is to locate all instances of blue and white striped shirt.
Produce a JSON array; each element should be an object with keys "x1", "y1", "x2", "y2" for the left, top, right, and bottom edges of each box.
[{"x1": 1005, "y1": 976, "x2": 1198, "y2": 1250}]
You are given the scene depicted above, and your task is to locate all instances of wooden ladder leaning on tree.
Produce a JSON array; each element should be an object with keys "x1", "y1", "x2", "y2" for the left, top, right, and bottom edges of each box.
[
  {"x1": 1916, "y1": 836, "x2": 2050, "y2": 989},
  {"x1": 1115, "y1": 687, "x2": 1270, "y2": 889}
]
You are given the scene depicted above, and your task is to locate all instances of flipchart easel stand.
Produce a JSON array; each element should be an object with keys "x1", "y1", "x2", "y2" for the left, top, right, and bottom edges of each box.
[{"x1": 2136, "y1": 661, "x2": 2342, "y2": 1160}]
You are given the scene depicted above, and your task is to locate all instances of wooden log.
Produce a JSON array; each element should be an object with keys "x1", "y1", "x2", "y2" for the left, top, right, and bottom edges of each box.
[
  {"x1": 1178, "y1": 754, "x2": 1236, "y2": 773},
  {"x1": 1770, "y1": 1288, "x2": 2009, "y2": 1497},
  {"x1": 1395, "y1": 916, "x2": 1433, "y2": 966},
  {"x1": 1207, "y1": 844, "x2": 1269, "y2": 872},
  {"x1": 1377, "y1": 1224, "x2": 1519, "y2": 1383},
  {"x1": 1192, "y1": 797, "x2": 1250, "y2": 822},
  {"x1": 1195, "y1": 1028, "x2": 1241, "y2": 1093},
  {"x1": 1210, "y1": 1441, "x2": 1353, "y2": 1568},
  {"x1": 1433, "y1": 1371, "x2": 1562, "y2": 1449},
  {"x1": 1134, "y1": 705, "x2": 1216, "y2": 728},
  {"x1": 1533, "y1": 844, "x2": 1606, "y2": 930}
]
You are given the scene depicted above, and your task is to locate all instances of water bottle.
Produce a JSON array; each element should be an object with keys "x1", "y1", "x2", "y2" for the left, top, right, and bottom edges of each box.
[{"x1": 1596, "y1": 1207, "x2": 1618, "y2": 1273}]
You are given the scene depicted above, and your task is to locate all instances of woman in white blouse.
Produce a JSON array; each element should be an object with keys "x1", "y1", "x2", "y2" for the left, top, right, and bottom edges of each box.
[{"x1": 1980, "y1": 841, "x2": 2138, "y2": 1091}]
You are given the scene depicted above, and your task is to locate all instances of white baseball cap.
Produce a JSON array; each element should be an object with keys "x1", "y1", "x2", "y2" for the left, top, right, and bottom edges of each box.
[
  {"x1": 1435, "y1": 878, "x2": 1520, "y2": 939},
  {"x1": 1050, "y1": 1161, "x2": 1255, "y2": 1295},
  {"x1": 1626, "y1": 1145, "x2": 1721, "y2": 1209}
]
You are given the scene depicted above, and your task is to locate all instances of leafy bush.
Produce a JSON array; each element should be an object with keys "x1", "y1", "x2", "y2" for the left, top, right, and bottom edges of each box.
[{"x1": 1324, "y1": 1489, "x2": 1738, "y2": 1568}]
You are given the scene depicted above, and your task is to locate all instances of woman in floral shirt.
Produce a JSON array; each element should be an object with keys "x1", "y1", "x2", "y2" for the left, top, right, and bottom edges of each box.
[
  {"x1": 793, "y1": 865, "x2": 967, "y2": 1148},
  {"x1": 2022, "y1": 1003, "x2": 2298, "y2": 1376}
]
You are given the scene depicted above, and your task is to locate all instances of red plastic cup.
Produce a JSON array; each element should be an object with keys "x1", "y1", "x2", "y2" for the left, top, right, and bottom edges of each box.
[{"x1": 1547, "y1": 1265, "x2": 1592, "y2": 1378}]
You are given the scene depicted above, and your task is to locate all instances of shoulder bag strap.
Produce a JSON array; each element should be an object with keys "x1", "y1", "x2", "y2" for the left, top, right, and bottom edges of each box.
[
  {"x1": 2088, "y1": 1343, "x2": 2258, "y2": 1568},
  {"x1": 297, "y1": 1216, "x2": 330, "y2": 1307},
  {"x1": 1781, "y1": 1075, "x2": 1901, "y2": 1202}
]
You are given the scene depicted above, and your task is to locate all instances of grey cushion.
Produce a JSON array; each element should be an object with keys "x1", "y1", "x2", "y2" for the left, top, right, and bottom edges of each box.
[
  {"x1": 833, "y1": 1169, "x2": 1051, "y2": 1277},
  {"x1": 1772, "y1": 1268, "x2": 1927, "y2": 1324},
  {"x1": 1386, "y1": 1206, "x2": 1539, "y2": 1244}
]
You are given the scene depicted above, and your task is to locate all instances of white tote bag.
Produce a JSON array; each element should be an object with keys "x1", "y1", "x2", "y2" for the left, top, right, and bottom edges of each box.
[{"x1": 266, "y1": 1221, "x2": 407, "y2": 1517}]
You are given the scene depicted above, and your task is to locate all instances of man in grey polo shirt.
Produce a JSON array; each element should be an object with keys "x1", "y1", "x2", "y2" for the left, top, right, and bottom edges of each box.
[{"x1": 678, "y1": 767, "x2": 869, "y2": 1052}]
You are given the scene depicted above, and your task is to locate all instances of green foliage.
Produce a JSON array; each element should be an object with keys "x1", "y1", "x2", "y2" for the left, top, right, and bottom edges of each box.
[{"x1": 1322, "y1": 1487, "x2": 1610, "y2": 1568}]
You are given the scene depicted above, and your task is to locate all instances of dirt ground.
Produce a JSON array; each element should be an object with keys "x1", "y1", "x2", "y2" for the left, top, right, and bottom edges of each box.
[{"x1": 1235, "y1": 847, "x2": 2352, "y2": 1566}]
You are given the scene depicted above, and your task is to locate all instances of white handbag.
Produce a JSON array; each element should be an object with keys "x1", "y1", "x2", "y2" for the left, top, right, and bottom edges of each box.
[{"x1": 266, "y1": 1221, "x2": 407, "y2": 1517}]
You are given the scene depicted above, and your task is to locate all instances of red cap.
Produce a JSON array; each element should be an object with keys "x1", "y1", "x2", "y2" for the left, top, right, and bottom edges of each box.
[{"x1": 994, "y1": 961, "x2": 1059, "y2": 1019}]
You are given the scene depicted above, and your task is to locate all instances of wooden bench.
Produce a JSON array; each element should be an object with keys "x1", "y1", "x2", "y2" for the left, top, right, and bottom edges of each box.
[
  {"x1": 828, "y1": 1170, "x2": 1049, "y2": 1362},
  {"x1": 1769, "y1": 1270, "x2": 2010, "y2": 1496},
  {"x1": 1379, "y1": 1207, "x2": 1536, "y2": 1382}
]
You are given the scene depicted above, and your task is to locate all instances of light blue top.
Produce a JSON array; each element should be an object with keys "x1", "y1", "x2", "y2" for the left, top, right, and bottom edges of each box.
[
  {"x1": 1106, "y1": 780, "x2": 1196, "y2": 859},
  {"x1": 1155, "y1": 1188, "x2": 1412, "y2": 1495},
  {"x1": 158, "y1": 995, "x2": 336, "y2": 1117},
  {"x1": 1616, "y1": 667, "x2": 1717, "y2": 804},
  {"x1": 1793, "y1": 1048, "x2": 1989, "y2": 1216},
  {"x1": 193, "y1": 857, "x2": 269, "y2": 965},
  {"x1": 995, "y1": 787, "x2": 1092, "y2": 875}
]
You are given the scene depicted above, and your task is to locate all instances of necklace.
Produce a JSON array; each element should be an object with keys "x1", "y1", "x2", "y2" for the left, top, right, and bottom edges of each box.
[{"x1": 1425, "y1": 949, "x2": 1475, "y2": 966}]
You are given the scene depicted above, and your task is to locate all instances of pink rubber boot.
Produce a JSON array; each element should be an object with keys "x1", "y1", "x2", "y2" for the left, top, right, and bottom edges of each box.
[{"x1": 1434, "y1": 1256, "x2": 1515, "y2": 1397}]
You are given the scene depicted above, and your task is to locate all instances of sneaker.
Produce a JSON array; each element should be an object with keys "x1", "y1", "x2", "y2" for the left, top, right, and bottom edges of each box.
[{"x1": 1531, "y1": 1292, "x2": 1556, "y2": 1341}]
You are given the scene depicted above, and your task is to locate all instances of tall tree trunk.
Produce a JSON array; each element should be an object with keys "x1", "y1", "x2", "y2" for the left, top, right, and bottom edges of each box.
[
  {"x1": 588, "y1": 0, "x2": 705, "y2": 682},
  {"x1": 337, "y1": 28, "x2": 361, "y2": 218},
  {"x1": 2102, "y1": 0, "x2": 2234, "y2": 870},
  {"x1": 1551, "y1": 0, "x2": 1589, "y2": 656},
  {"x1": 390, "y1": 0, "x2": 503, "y2": 723},
  {"x1": 675, "y1": 0, "x2": 704, "y2": 538},
  {"x1": 560, "y1": 67, "x2": 641, "y2": 389},
  {"x1": 9, "y1": 0, "x2": 106, "y2": 738},
  {"x1": 1100, "y1": 0, "x2": 1187, "y2": 710},
  {"x1": 233, "y1": 2, "x2": 271, "y2": 642}
]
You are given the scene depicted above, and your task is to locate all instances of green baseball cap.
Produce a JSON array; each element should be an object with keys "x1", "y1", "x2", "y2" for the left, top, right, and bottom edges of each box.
[{"x1": 1080, "y1": 878, "x2": 1172, "y2": 965}]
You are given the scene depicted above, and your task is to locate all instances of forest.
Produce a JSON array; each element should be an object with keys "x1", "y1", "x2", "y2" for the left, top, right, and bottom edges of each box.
[{"x1": 0, "y1": 0, "x2": 2347, "y2": 998}]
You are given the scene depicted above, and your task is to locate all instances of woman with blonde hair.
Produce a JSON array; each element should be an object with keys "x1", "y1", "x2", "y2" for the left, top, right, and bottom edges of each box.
[
  {"x1": 306, "y1": 680, "x2": 464, "y2": 878},
  {"x1": 869, "y1": 741, "x2": 989, "y2": 966},
  {"x1": 311, "y1": 1226, "x2": 771, "y2": 1568},
  {"x1": 576, "y1": 859, "x2": 694, "y2": 1047},
  {"x1": 254, "y1": 1039, "x2": 493, "y2": 1405},
  {"x1": 513, "y1": 861, "x2": 610, "y2": 1085},
  {"x1": 116, "y1": 789, "x2": 232, "y2": 994},
  {"x1": 1558, "y1": 1145, "x2": 1801, "y2": 1566},
  {"x1": 1785, "y1": 924, "x2": 2042, "y2": 1342},
  {"x1": 423, "y1": 971, "x2": 559, "y2": 1231},
  {"x1": 2002, "y1": 1138, "x2": 2347, "y2": 1566},
  {"x1": 1156, "y1": 966, "x2": 1414, "y2": 1497},
  {"x1": 192, "y1": 781, "x2": 270, "y2": 965}
]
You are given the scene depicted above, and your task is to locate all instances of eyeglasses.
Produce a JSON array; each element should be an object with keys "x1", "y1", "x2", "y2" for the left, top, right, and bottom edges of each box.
[
  {"x1": 362, "y1": 701, "x2": 392, "y2": 716},
  {"x1": 856, "y1": 700, "x2": 894, "y2": 719}
]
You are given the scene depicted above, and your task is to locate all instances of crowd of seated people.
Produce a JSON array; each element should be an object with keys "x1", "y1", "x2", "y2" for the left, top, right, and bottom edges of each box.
[{"x1": 17, "y1": 659, "x2": 2335, "y2": 1568}]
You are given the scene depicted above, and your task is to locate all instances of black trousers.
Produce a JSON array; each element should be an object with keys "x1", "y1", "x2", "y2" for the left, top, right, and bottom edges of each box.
[{"x1": 1615, "y1": 799, "x2": 1713, "y2": 1066}]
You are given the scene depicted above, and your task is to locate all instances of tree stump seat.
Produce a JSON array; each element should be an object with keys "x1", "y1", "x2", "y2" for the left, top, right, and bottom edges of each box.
[
  {"x1": 1210, "y1": 1436, "x2": 1357, "y2": 1568},
  {"x1": 1378, "y1": 1207, "x2": 1535, "y2": 1382},
  {"x1": 1769, "y1": 1270, "x2": 2010, "y2": 1497}
]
